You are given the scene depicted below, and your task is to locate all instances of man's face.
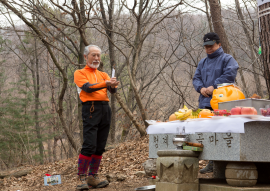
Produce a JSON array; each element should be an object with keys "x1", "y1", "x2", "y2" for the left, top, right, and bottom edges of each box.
[
  {"x1": 84, "y1": 47, "x2": 101, "y2": 68},
  {"x1": 204, "y1": 43, "x2": 221, "y2": 55}
]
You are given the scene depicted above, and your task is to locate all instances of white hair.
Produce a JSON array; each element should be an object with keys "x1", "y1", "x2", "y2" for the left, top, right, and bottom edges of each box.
[{"x1": 84, "y1": 45, "x2": 102, "y2": 56}]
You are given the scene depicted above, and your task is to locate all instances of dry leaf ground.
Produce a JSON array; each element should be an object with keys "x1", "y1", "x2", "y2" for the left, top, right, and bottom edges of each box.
[{"x1": 0, "y1": 136, "x2": 212, "y2": 191}]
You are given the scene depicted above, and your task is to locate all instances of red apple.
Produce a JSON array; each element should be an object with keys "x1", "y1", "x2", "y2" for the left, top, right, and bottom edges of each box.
[
  {"x1": 241, "y1": 107, "x2": 256, "y2": 115},
  {"x1": 252, "y1": 108, "x2": 257, "y2": 115},
  {"x1": 231, "y1": 107, "x2": 242, "y2": 115}
]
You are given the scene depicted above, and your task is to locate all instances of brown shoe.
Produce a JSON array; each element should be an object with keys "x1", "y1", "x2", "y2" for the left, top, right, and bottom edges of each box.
[
  {"x1": 87, "y1": 174, "x2": 109, "y2": 188},
  {"x1": 77, "y1": 174, "x2": 93, "y2": 190}
]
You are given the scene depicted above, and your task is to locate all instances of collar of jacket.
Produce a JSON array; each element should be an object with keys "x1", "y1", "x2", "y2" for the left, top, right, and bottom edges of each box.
[
  {"x1": 207, "y1": 46, "x2": 224, "y2": 59},
  {"x1": 84, "y1": 64, "x2": 97, "y2": 71}
]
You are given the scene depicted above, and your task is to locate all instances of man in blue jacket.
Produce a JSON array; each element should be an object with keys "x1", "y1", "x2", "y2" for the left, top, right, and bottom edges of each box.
[{"x1": 193, "y1": 32, "x2": 239, "y2": 173}]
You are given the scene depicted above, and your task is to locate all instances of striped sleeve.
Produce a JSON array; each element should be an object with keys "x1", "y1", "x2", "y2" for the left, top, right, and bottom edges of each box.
[{"x1": 74, "y1": 70, "x2": 107, "y2": 93}]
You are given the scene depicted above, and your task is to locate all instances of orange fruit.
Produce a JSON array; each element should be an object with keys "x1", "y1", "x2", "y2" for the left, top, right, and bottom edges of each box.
[
  {"x1": 169, "y1": 114, "x2": 178, "y2": 121},
  {"x1": 198, "y1": 110, "x2": 214, "y2": 118}
]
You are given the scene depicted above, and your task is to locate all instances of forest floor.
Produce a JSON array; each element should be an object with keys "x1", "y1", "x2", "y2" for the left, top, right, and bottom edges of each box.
[{"x1": 0, "y1": 137, "x2": 212, "y2": 191}]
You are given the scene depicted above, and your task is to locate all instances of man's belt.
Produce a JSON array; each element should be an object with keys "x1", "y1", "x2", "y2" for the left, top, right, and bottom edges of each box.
[{"x1": 82, "y1": 101, "x2": 109, "y2": 105}]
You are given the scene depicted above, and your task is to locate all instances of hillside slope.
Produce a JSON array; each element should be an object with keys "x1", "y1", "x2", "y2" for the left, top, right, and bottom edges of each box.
[
  {"x1": 0, "y1": 137, "x2": 149, "y2": 191},
  {"x1": 0, "y1": 136, "x2": 211, "y2": 191}
]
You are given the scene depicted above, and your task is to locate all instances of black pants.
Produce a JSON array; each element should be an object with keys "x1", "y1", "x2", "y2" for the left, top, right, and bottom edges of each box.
[{"x1": 81, "y1": 101, "x2": 111, "y2": 157}]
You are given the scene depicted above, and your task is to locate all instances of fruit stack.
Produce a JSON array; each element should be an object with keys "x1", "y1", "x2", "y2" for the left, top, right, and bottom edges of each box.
[
  {"x1": 260, "y1": 108, "x2": 270, "y2": 117},
  {"x1": 175, "y1": 105, "x2": 192, "y2": 121},
  {"x1": 190, "y1": 109, "x2": 202, "y2": 119},
  {"x1": 231, "y1": 107, "x2": 257, "y2": 115},
  {"x1": 213, "y1": 109, "x2": 231, "y2": 116}
]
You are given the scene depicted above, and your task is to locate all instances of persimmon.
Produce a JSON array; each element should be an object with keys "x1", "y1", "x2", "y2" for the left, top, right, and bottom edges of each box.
[
  {"x1": 198, "y1": 109, "x2": 214, "y2": 118},
  {"x1": 169, "y1": 114, "x2": 178, "y2": 121}
]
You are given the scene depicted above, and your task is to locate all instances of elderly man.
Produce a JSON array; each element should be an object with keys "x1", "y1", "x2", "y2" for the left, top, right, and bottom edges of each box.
[
  {"x1": 193, "y1": 32, "x2": 239, "y2": 173},
  {"x1": 74, "y1": 45, "x2": 119, "y2": 188}
]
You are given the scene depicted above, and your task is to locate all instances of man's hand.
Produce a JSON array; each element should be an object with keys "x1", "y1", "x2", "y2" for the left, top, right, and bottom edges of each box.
[
  {"x1": 200, "y1": 87, "x2": 209, "y2": 97},
  {"x1": 106, "y1": 77, "x2": 120, "y2": 88},
  {"x1": 110, "y1": 77, "x2": 120, "y2": 88},
  {"x1": 111, "y1": 81, "x2": 119, "y2": 88},
  {"x1": 206, "y1": 86, "x2": 214, "y2": 95}
]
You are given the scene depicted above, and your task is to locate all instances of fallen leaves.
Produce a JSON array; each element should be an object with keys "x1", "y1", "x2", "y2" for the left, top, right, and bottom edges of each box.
[
  {"x1": 0, "y1": 136, "x2": 149, "y2": 191},
  {"x1": 0, "y1": 136, "x2": 211, "y2": 190}
]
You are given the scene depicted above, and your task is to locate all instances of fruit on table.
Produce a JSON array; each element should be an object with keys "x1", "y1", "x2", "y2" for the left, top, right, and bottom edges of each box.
[
  {"x1": 169, "y1": 114, "x2": 178, "y2": 121},
  {"x1": 241, "y1": 107, "x2": 257, "y2": 115},
  {"x1": 191, "y1": 109, "x2": 202, "y2": 119},
  {"x1": 213, "y1": 109, "x2": 231, "y2": 116},
  {"x1": 231, "y1": 107, "x2": 242, "y2": 115},
  {"x1": 249, "y1": 93, "x2": 261, "y2": 99},
  {"x1": 253, "y1": 108, "x2": 257, "y2": 115},
  {"x1": 260, "y1": 108, "x2": 270, "y2": 116},
  {"x1": 261, "y1": 108, "x2": 267, "y2": 116},
  {"x1": 175, "y1": 105, "x2": 192, "y2": 120},
  {"x1": 198, "y1": 109, "x2": 214, "y2": 118}
]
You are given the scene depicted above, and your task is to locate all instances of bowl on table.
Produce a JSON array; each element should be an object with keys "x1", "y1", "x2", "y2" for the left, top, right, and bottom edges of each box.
[{"x1": 260, "y1": 108, "x2": 270, "y2": 117}]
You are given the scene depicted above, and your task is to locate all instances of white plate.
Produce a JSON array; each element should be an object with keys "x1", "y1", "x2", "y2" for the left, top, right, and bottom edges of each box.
[{"x1": 229, "y1": 115, "x2": 263, "y2": 119}]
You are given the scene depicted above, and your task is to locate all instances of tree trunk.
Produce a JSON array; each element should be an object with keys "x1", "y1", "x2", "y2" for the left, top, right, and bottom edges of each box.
[
  {"x1": 127, "y1": 57, "x2": 149, "y2": 128},
  {"x1": 114, "y1": 93, "x2": 146, "y2": 137},
  {"x1": 205, "y1": 0, "x2": 213, "y2": 32},
  {"x1": 78, "y1": 37, "x2": 85, "y2": 146},
  {"x1": 67, "y1": 93, "x2": 74, "y2": 158},
  {"x1": 107, "y1": 25, "x2": 116, "y2": 143},
  {"x1": 77, "y1": 0, "x2": 87, "y2": 146},
  {"x1": 110, "y1": 95, "x2": 116, "y2": 142},
  {"x1": 238, "y1": 67, "x2": 249, "y2": 97},
  {"x1": 228, "y1": 43, "x2": 249, "y2": 97},
  {"x1": 208, "y1": 0, "x2": 230, "y2": 54},
  {"x1": 31, "y1": 36, "x2": 44, "y2": 164},
  {"x1": 235, "y1": 0, "x2": 263, "y2": 97},
  {"x1": 258, "y1": 3, "x2": 270, "y2": 98},
  {"x1": 208, "y1": 0, "x2": 249, "y2": 96},
  {"x1": 130, "y1": 0, "x2": 149, "y2": 128},
  {"x1": 48, "y1": 56, "x2": 58, "y2": 162},
  {"x1": 121, "y1": 86, "x2": 133, "y2": 141},
  {"x1": 98, "y1": 0, "x2": 117, "y2": 142}
]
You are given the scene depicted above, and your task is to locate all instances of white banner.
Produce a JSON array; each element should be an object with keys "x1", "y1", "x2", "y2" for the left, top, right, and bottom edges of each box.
[
  {"x1": 146, "y1": 117, "x2": 270, "y2": 135},
  {"x1": 258, "y1": 0, "x2": 270, "y2": 6}
]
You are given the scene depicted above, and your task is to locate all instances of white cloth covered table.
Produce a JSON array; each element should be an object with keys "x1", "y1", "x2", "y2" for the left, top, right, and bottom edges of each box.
[{"x1": 146, "y1": 117, "x2": 270, "y2": 134}]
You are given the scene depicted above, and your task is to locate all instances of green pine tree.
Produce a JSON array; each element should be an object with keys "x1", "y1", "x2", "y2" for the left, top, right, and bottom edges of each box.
[{"x1": 0, "y1": 66, "x2": 52, "y2": 167}]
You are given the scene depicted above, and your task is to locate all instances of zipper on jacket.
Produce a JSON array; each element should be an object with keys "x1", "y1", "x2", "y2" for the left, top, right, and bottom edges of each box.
[{"x1": 93, "y1": 70, "x2": 98, "y2": 83}]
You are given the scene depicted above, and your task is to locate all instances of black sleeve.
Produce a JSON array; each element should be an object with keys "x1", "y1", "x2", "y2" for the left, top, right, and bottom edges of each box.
[
  {"x1": 107, "y1": 86, "x2": 117, "y2": 94},
  {"x1": 81, "y1": 82, "x2": 106, "y2": 93}
]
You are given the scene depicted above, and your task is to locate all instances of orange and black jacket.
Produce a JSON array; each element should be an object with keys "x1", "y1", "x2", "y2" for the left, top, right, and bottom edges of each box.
[{"x1": 74, "y1": 65, "x2": 117, "y2": 102}]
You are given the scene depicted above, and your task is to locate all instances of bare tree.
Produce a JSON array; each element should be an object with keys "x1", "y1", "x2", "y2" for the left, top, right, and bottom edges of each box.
[
  {"x1": 0, "y1": 0, "x2": 80, "y2": 152},
  {"x1": 259, "y1": 2, "x2": 270, "y2": 98},
  {"x1": 91, "y1": 0, "x2": 184, "y2": 136},
  {"x1": 235, "y1": 0, "x2": 263, "y2": 97},
  {"x1": 208, "y1": 0, "x2": 230, "y2": 53}
]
